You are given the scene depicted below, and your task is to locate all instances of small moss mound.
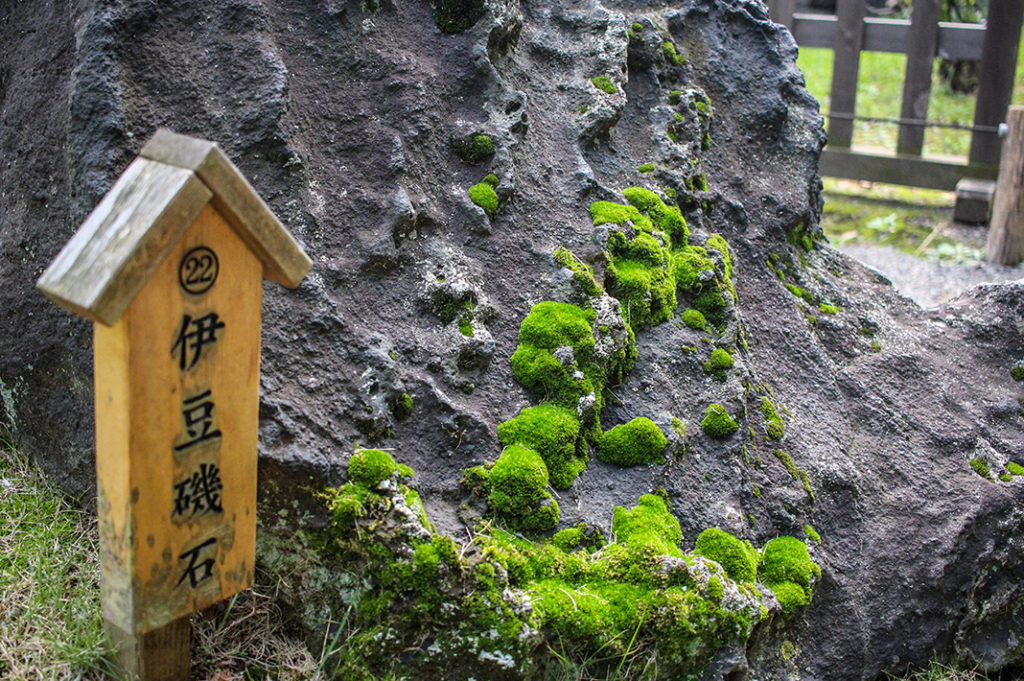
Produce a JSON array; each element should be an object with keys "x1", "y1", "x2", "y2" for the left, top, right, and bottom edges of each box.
[
  {"x1": 391, "y1": 392, "x2": 414, "y2": 420},
  {"x1": 701, "y1": 403, "x2": 738, "y2": 439},
  {"x1": 554, "y1": 246, "x2": 602, "y2": 296},
  {"x1": 1007, "y1": 462, "x2": 1024, "y2": 476},
  {"x1": 451, "y1": 133, "x2": 494, "y2": 164},
  {"x1": 552, "y1": 523, "x2": 606, "y2": 552},
  {"x1": 773, "y1": 449, "x2": 799, "y2": 480},
  {"x1": 703, "y1": 348, "x2": 734, "y2": 379},
  {"x1": 612, "y1": 493, "x2": 682, "y2": 556},
  {"x1": 803, "y1": 524, "x2": 821, "y2": 545},
  {"x1": 432, "y1": 0, "x2": 486, "y2": 34},
  {"x1": 596, "y1": 417, "x2": 668, "y2": 467},
  {"x1": 694, "y1": 528, "x2": 759, "y2": 582},
  {"x1": 510, "y1": 301, "x2": 596, "y2": 407},
  {"x1": 1012, "y1": 364, "x2": 1024, "y2": 381},
  {"x1": 349, "y1": 449, "x2": 414, "y2": 488},
  {"x1": 468, "y1": 181, "x2": 499, "y2": 216},
  {"x1": 591, "y1": 75, "x2": 616, "y2": 94},
  {"x1": 661, "y1": 40, "x2": 687, "y2": 66},
  {"x1": 759, "y1": 536, "x2": 821, "y2": 618},
  {"x1": 637, "y1": 163, "x2": 656, "y2": 173},
  {"x1": 760, "y1": 397, "x2": 785, "y2": 441},
  {"x1": 498, "y1": 403, "x2": 584, "y2": 490},
  {"x1": 489, "y1": 444, "x2": 560, "y2": 531},
  {"x1": 682, "y1": 307, "x2": 707, "y2": 330},
  {"x1": 969, "y1": 457, "x2": 992, "y2": 480},
  {"x1": 668, "y1": 89, "x2": 681, "y2": 104},
  {"x1": 818, "y1": 303, "x2": 840, "y2": 315}
]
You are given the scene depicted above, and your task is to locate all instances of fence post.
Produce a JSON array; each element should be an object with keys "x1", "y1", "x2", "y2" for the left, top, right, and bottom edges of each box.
[
  {"x1": 968, "y1": 0, "x2": 1024, "y2": 166},
  {"x1": 767, "y1": 0, "x2": 795, "y2": 32},
  {"x1": 986, "y1": 107, "x2": 1024, "y2": 265},
  {"x1": 828, "y1": 0, "x2": 866, "y2": 148},
  {"x1": 897, "y1": 0, "x2": 940, "y2": 156}
]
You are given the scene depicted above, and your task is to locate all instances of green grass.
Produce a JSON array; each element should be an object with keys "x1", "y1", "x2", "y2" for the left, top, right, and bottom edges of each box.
[
  {"x1": 0, "y1": 441, "x2": 323, "y2": 680},
  {"x1": 886, "y1": 658, "x2": 997, "y2": 681},
  {"x1": 0, "y1": 441, "x2": 113, "y2": 681},
  {"x1": 796, "y1": 34, "x2": 1024, "y2": 158}
]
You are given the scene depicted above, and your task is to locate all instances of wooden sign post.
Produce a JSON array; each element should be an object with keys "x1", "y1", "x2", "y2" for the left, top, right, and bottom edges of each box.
[{"x1": 37, "y1": 129, "x2": 311, "y2": 680}]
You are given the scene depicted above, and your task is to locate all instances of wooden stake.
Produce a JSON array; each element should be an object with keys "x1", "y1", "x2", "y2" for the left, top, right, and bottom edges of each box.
[
  {"x1": 986, "y1": 106, "x2": 1024, "y2": 265},
  {"x1": 107, "y1": 616, "x2": 192, "y2": 681}
]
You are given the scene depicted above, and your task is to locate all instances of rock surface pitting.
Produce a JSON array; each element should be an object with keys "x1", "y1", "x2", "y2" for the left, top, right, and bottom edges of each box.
[{"x1": 2, "y1": 0, "x2": 1023, "y2": 678}]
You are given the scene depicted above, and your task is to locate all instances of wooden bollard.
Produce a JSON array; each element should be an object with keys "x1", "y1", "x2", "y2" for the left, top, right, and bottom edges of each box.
[
  {"x1": 987, "y1": 106, "x2": 1024, "y2": 265},
  {"x1": 37, "y1": 129, "x2": 311, "y2": 680}
]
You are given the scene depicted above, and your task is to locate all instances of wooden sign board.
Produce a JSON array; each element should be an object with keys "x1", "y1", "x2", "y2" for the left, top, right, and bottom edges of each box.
[{"x1": 37, "y1": 129, "x2": 310, "y2": 677}]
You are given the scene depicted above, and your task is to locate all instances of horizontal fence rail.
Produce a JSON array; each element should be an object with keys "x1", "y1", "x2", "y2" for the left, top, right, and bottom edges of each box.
[{"x1": 768, "y1": 0, "x2": 1023, "y2": 192}]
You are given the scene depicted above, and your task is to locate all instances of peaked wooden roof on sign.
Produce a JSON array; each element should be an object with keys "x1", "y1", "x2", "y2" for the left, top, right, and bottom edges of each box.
[{"x1": 36, "y1": 129, "x2": 311, "y2": 326}]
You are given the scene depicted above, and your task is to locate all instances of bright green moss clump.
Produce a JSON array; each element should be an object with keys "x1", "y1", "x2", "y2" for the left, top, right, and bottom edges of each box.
[
  {"x1": 682, "y1": 308, "x2": 706, "y2": 329},
  {"x1": 468, "y1": 181, "x2": 499, "y2": 216},
  {"x1": 589, "y1": 188, "x2": 729, "y2": 330},
  {"x1": 819, "y1": 303, "x2": 840, "y2": 315},
  {"x1": 803, "y1": 525, "x2": 821, "y2": 545},
  {"x1": 759, "y1": 537, "x2": 821, "y2": 618},
  {"x1": 612, "y1": 493, "x2": 682, "y2": 556},
  {"x1": 969, "y1": 457, "x2": 992, "y2": 480},
  {"x1": 773, "y1": 449, "x2": 799, "y2": 480},
  {"x1": 668, "y1": 89, "x2": 682, "y2": 104},
  {"x1": 694, "y1": 528, "x2": 759, "y2": 582},
  {"x1": 349, "y1": 448, "x2": 414, "y2": 488},
  {"x1": 591, "y1": 75, "x2": 616, "y2": 94},
  {"x1": 596, "y1": 417, "x2": 668, "y2": 467},
  {"x1": 637, "y1": 163, "x2": 656, "y2": 173},
  {"x1": 489, "y1": 445, "x2": 559, "y2": 531},
  {"x1": 510, "y1": 301, "x2": 598, "y2": 407},
  {"x1": 701, "y1": 403, "x2": 738, "y2": 439},
  {"x1": 554, "y1": 246, "x2": 602, "y2": 296},
  {"x1": 759, "y1": 397, "x2": 785, "y2": 441},
  {"x1": 451, "y1": 133, "x2": 494, "y2": 164},
  {"x1": 1007, "y1": 462, "x2": 1024, "y2": 476},
  {"x1": 498, "y1": 403, "x2": 584, "y2": 489},
  {"x1": 703, "y1": 348, "x2": 733, "y2": 379},
  {"x1": 661, "y1": 40, "x2": 687, "y2": 66}
]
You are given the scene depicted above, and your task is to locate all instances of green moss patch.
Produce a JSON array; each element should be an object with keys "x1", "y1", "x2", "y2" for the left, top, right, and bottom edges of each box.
[
  {"x1": 349, "y1": 449, "x2": 414, "y2": 488},
  {"x1": 1007, "y1": 462, "x2": 1024, "y2": 476},
  {"x1": 694, "y1": 528, "x2": 759, "y2": 582},
  {"x1": 554, "y1": 246, "x2": 602, "y2": 296},
  {"x1": 497, "y1": 403, "x2": 585, "y2": 489},
  {"x1": 612, "y1": 494, "x2": 682, "y2": 556},
  {"x1": 468, "y1": 181, "x2": 499, "y2": 216},
  {"x1": 682, "y1": 308, "x2": 706, "y2": 329},
  {"x1": 587, "y1": 189, "x2": 741, "y2": 331},
  {"x1": 701, "y1": 404, "x2": 738, "y2": 439},
  {"x1": 803, "y1": 524, "x2": 821, "y2": 545},
  {"x1": 489, "y1": 445, "x2": 560, "y2": 531},
  {"x1": 591, "y1": 75, "x2": 616, "y2": 94},
  {"x1": 703, "y1": 348, "x2": 734, "y2": 379},
  {"x1": 759, "y1": 397, "x2": 785, "y2": 441},
  {"x1": 451, "y1": 133, "x2": 494, "y2": 164},
  {"x1": 969, "y1": 457, "x2": 992, "y2": 480},
  {"x1": 758, "y1": 537, "x2": 820, "y2": 618},
  {"x1": 637, "y1": 163, "x2": 656, "y2": 173},
  {"x1": 596, "y1": 417, "x2": 668, "y2": 467}
]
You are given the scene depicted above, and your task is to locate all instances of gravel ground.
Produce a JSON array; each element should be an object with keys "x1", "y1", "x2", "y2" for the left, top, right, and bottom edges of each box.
[{"x1": 840, "y1": 243, "x2": 1024, "y2": 309}]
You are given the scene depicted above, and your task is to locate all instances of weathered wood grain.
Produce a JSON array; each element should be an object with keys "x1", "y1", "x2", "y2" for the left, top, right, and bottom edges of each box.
[
  {"x1": 36, "y1": 158, "x2": 212, "y2": 326},
  {"x1": 96, "y1": 204, "x2": 261, "y2": 634},
  {"x1": 987, "y1": 107, "x2": 1024, "y2": 264},
  {"x1": 897, "y1": 0, "x2": 940, "y2": 156},
  {"x1": 141, "y1": 128, "x2": 312, "y2": 289}
]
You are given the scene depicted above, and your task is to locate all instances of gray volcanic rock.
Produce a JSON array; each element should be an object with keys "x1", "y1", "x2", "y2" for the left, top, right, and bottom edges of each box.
[{"x1": 2, "y1": 0, "x2": 1023, "y2": 678}]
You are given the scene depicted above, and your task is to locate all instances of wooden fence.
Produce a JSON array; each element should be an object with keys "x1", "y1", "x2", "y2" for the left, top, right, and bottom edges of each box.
[{"x1": 767, "y1": 0, "x2": 1024, "y2": 191}]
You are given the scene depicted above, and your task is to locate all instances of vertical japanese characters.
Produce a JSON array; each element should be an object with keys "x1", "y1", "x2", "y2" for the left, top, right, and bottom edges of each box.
[{"x1": 171, "y1": 246, "x2": 224, "y2": 591}]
